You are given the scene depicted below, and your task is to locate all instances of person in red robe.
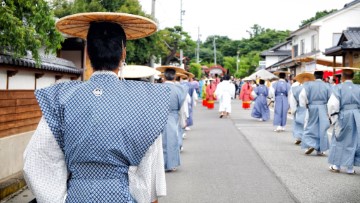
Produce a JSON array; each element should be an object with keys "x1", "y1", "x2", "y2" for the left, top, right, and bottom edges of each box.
[
  {"x1": 206, "y1": 79, "x2": 217, "y2": 109},
  {"x1": 239, "y1": 79, "x2": 253, "y2": 109}
]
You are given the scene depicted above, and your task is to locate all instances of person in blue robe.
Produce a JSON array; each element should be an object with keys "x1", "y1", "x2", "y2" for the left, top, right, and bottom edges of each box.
[
  {"x1": 161, "y1": 68, "x2": 187, "y2": 171},
  {"x1": 299, "y1": 71, "x2": 331, "y2": 155},
  {"x1": 269, "y1": 72, "x2": 291, "y2": 132},
  {"x1": 251, "y1": 79, "x2": 270, "y2": 121},
  {"x1": 328, "y1": 68, "x2": 360, "y2": 174},
  {"x1": 23, "y1": 19, "x2": 170, "y2": 202},
  {"x1": 289, "y1": 73, "x2": 315, "y2": 145}
]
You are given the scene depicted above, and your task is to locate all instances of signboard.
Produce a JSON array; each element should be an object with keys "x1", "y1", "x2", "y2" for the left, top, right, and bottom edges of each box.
[{"x1": 259, "y1": 61, "x2": 266, "y2": 69}]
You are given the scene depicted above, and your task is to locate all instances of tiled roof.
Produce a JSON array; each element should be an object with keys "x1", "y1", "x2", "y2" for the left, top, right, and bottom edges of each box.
[
  {"x1": 0, "y1": 52, "x2": 83, "y2": 75},
  {"x1": 260, "y1": 50, "x2": 291, "y2": 57},
  {"x1": 341, "y1": 27, "x2": 360, "y2": 48},
  {"x1": 325, "y1": 27, "x2": 360, "y2": 55}
]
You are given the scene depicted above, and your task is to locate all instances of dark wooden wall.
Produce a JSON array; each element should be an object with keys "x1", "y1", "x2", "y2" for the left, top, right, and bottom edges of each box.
[{"x1": 0, "y1": 90, "x2": 41, "y2": 138}]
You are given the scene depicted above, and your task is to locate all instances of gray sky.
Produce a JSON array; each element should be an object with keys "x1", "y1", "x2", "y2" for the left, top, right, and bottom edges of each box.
[{"x1": 138, "y1": 0, "x2": 352, "y2": 41}]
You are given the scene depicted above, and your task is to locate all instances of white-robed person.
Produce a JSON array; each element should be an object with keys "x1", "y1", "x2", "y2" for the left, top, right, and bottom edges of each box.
[
  {"x1": 328, "y1": 67, "x2": 360, "y2": 174},
  {"x1": 289, "y1": 73, "x2": 315, "y2": 145},
  {"x1": 215, "y1": 75, "x2": 236, "y2": 118},
  {"x1": 299, "y1": 71, "x2": 332, "y2": 155}
]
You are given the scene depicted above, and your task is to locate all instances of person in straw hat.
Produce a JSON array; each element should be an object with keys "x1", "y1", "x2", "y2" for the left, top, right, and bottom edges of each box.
[
  {"x1": 327, "y1": 67, "x2": 360, "y2": 174},
  {"x1": 269, "y1": 71, "x2": 291, "y2": 132},
  {"x1": 239, "y1": 77, "x2": 253, "y2": 109},
  {"x1": 23, "y1": 12, "x2": 169, "y2": 203},
  {"x1": 156, "y1": 66, "x2": 187, "y2": 172},
  {"x1": 289, "y1": 72, "x2": 315, "y2": 145},
  {"x1": 299, "y1": 71, "x2": 332, "y2": 155},
  {"x1": 215, "y1": 74, "x2": 236, "y2": 118},
  {"x1": 250, "y1": 78, "x2": 270, "y2": 122}
]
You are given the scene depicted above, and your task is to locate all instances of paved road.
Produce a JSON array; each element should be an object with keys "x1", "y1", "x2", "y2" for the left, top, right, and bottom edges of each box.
[{"x1": 160, "y1": 101, "x2": 295, "y2": 203}]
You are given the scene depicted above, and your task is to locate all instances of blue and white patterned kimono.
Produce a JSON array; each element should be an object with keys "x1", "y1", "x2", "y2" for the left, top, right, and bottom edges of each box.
[
  {"x1": 27, "y1": 72, "x2": 171, "y2": 202},
  {"x1": 251, "y1": 84, "x2": 270, "y2": 121},
  {"x1": 328, "y1": 81, "x2": 360, "y2": 167},
  {"x1": 290, "y1": 85, "x2": 306, "y2": 140},
  {"x1": 162, "y1": 82, "x2": 187, "y2": 170},
  {"x1": 300, "y1": 79, "x2": 331, "y2": 152},
  {"x1": 271, "y1": 79, "x2": 290, "y2": 126}
]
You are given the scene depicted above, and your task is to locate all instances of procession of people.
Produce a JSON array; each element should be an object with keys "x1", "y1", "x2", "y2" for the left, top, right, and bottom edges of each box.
[{"x1": 20, "y1": 10, "x2": 360, "y2": 203}]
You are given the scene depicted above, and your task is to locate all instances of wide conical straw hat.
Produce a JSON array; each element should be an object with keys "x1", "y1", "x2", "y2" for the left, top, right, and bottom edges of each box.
[{"x1": 56, "y1": 12, "x2": 157, "y2": 40}]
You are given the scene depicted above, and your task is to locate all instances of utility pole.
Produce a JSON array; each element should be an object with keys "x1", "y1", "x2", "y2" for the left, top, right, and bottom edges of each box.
[
  {"x1": 236, "y1": 50, "x2": 240, "y2": 72},
  {"x1": 213, "y1": 37, "x2": 217, "y2": 66},
  {"x1": 179, "y1": 0, "x2": 185, "y2": 68},
  {"x1": 150, "y1": 0, "x2": 156, "y2": 82},
  {"x1": 151, "y1": 0, "x2": 156, "y2": 17},
  {"x1": 196, "y1": 26, "x2": 200, "y2": 64}
]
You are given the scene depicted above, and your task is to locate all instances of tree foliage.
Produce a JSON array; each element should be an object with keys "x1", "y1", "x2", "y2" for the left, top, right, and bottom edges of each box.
[
  {"x1": 189, "y1": 63, "x2": 202, "y2": 79},
  {"x1": 300, "y1": 9, "x2": 337, "y2": 27},
  {"x1": 0, "y1": 0, "x2": 63, "y2": 64}
]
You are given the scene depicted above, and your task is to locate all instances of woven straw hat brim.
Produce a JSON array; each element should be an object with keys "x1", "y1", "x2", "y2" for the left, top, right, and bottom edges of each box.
[
  {"x1": 159, "y1": 72, "x2": 188, "y2": 79},
  {"x1": 332, "y1": 67, "x2": 360, "y2": 71},
  {"x1": 120, "y1": 65, "x2": 157, "y2": 78},
  {"x1": 184, "y1": 71, "x2": 195, "y2": 79},
  {"x1": 294, "y1": 73, "x2": 315, "y2": 83},
  {"x1": 56, "y1": 12, "x2": 157, "y2": 40},
  {"x1": 156, "y1": 66, "x2": 186, "y2": 74}
]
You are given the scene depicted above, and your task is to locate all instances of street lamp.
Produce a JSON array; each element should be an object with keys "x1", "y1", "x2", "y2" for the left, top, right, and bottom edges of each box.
[{"x1": 236, "y1": 50, "x2": 240, "y2": 72}]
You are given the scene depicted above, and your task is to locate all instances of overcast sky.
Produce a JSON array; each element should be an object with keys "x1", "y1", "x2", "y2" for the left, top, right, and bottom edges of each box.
[{"x1": 138, "y1": 0, "x2": 352, "y2": 41}]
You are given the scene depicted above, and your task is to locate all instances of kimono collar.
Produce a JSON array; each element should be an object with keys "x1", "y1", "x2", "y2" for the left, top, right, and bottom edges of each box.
[
  {"x1": 165, "y1": 81, "x2": 175, "y2": 84},
  {"x1": 344, "y1": 80, "x2": 353, "y2": 83},
  {"x1": 279, "y1": 79, "x2": 286, "y2": 81},
  {"x1": 90, "y1": 71, "x2": 119, "y2": 82}
]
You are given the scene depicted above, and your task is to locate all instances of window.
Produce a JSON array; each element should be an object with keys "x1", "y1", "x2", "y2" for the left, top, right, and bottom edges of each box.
[
  {"x1": 300, "y1": 39, "x2": 305, "y2": 55},
  {"x1": 293, "y1": 45, "x2": 299, "y2": 58},
  {"x1": 311, "y1": 34, "x2": 317, "y2": 52},
  {"x1": 333, "y1": 33, "x2": 342, "y2": 46}
]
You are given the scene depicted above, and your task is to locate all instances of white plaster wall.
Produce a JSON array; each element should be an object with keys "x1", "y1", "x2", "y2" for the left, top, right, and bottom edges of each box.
[
  {"x1": 0, "y1": 132, "x2": 33, "y2": 180},
  {"x1": 8, "y1": 72, "x2": 35, "y2": 90},
  {"x1": 61, "y1": 51, "x2": 82, "y2": 69},
  {"x1": 266, "y1": 56, "x2": 279, "y2": 68},
  {"x1": 278, "y1": 42, "x2": 292, "y2": 51},
  {"x1": 292, "y1": 30, "x2": 318, "y2": 56},
  {"x1": 56, "y1": 77, "x2": 71, "y2": 83},
  {"x1": 36, "y1": 74, "x2": 56, "y2": 89},
  {"x1": 0, "y1": 69, "x2": 6, "y2": 90}
]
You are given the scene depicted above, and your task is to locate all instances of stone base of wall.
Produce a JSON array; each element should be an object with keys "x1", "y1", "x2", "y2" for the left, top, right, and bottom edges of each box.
[{"x1": 0, "y1": 172, "x2": 26, "y2": 201}]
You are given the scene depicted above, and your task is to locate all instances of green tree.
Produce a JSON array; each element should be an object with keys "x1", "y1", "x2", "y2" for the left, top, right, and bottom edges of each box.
[
  {"x1": 300, "y1": 9, "x2": 337, "y2": 27},
  {"x1": 189, "y1": 63, "x2": 202, "y2": 79},
  {"x1": 0, "y1": 0, "x2": 63, "y2": 64},
  {"x1": 223, "y1": 57, "x2": 236, "y2": 75},
  {"x1": 158, "y1": 26, "x2": 196, "y2": 65}
]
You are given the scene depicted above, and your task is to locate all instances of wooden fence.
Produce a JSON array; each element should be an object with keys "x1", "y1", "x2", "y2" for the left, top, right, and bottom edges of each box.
[{"x1": 0, "y1": 90, "x2": 41, "y2": 138}]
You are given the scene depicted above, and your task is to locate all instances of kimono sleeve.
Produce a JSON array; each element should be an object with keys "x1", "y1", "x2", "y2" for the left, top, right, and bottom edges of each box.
[{"x1": 34, "y1": 82, "x2": 81, "y2": 151}]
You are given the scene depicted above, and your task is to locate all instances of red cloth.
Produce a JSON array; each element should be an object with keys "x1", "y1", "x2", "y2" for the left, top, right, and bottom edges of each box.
[
  {"x1": 206, "y1": 84, "x2": 216, "y2": 101},
  {"x1": 239, "y1": 82, "x2": 253, "y2": 102}
]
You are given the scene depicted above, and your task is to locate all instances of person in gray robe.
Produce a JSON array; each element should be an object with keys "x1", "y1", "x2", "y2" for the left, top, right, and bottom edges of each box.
[
  {"x1": 251, "y1": 79, "x2": 270, "y2": 121},
  {"x1": 328, "y1": 68, "x2": 360, "y2": 174},
  {"x1": 299, "y1": 71, "x2": 331, "y2": 155},
  {"x1": 269, "y1": 72, "x2": 291, "y2": 132},
  {"x1": 161, "y1": 68, "x2": 187, "y2": 171},
  {"x1": 289, "y1": 73, "x2": 315, "y2": 145}
]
